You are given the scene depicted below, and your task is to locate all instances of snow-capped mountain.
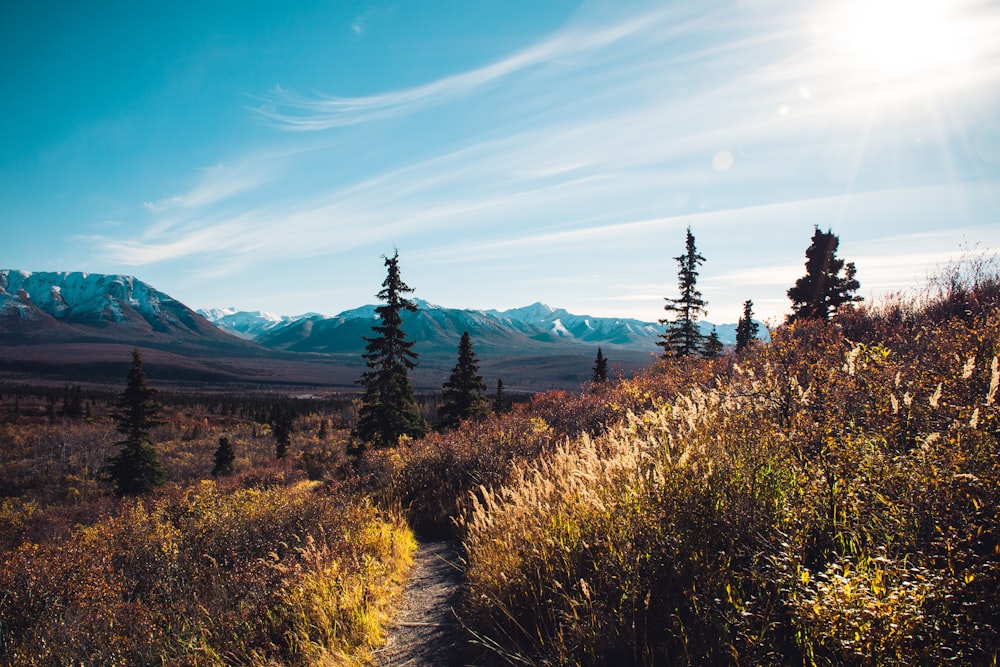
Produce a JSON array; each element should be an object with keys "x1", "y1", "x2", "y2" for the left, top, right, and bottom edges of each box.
[
  {"x1": 488, "y1": 302, "x2": 667, "y2": 345},
  {"x1": 207, "y1": 299, "x2": 751, "y2": 357},
  {"x1": 197, "y1": 307, "x2": 323, "y2": 340},
  {"x1": 0, "y1": 270, "x2": 238, "y2": 344}
]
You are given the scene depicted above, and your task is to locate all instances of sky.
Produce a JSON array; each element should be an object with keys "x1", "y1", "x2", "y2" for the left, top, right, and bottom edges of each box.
[{"x1": 2, "y1": 0, "x2": 999, "y2": 325}]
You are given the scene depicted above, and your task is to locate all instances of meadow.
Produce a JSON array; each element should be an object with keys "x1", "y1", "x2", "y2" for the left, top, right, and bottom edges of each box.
[{"x1": 1, "y1": 262, "x2": 999, "y2": 665}]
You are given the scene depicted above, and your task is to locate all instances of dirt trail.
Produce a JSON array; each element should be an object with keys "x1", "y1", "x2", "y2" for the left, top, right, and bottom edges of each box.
[{"x1": 374, "y1": 540, "x2": 464, "y2": 666}]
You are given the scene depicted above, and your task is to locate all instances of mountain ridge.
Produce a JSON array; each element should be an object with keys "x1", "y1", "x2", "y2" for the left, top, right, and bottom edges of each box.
[
  {"x1": 0, "y1": 270, "x2": 239, "y2": 345},
  {"x1": 199, "y1": 298, "x2": 748, "y2": 354},
  {"x1": 1, "y1": 270, "x2": 762, "y2": 390}
]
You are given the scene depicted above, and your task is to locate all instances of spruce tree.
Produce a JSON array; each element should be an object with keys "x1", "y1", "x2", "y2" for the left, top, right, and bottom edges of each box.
[
  {"x1": 211, "y1": 436, "x2": 235, "y2": 477},
  {"x1": 437, "y1": 331, "x2": 489, "y2": 430},
  {"x1": 104, "y1": 349, "x2": 165, "y2": 496},
  {"x1": 735, "y1": 299, "x2": 760, "y2": 353},
  {"x1": 354, "y1": 251, "x2": 427, "y2": 448},
  {"x1": 493, "y1": 378, "x2": 509, "y2": 415},
  {"x1": 787, "y1": 227, "x2": 861, "y2": 322},
  {"x1": 592, "y1": 347, "x2": 608, "y2": 382},
  {"x1": 703, "y1": 327, "x2": 724, "y2": 358},
  {"x1": 658, "y1": 227, "x2": 708, "y2": 357},
  {"x1": 268, "y1": 401, "x2": 294, "y2": 459}
]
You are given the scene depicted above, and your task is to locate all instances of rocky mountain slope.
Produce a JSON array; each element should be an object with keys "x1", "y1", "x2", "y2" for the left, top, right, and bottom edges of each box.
[{"x1": 0, "y1": 270, "x2": 238, "y2": 346}]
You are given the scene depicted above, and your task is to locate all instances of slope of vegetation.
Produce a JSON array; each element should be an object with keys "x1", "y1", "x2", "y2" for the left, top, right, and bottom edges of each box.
[
  {"x1": 374, "y1": 266, "x2": 1000, "y2": 665},
  {"x1": 0, "y1": 396, "x2": 415, "y2": 665},
  {"x1": 1, "y1": 482, "x2": 413, "y2": 665}
]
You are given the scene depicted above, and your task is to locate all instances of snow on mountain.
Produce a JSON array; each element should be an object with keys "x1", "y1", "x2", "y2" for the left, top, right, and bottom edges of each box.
[
  {"x1": 551, "y1": 318, "x2": 571, "y2": 337},
  {"x1": 0, "y1": 270, "x2": 234, "y2": 343},
  {"x1": 2, "y1": 270, "x2": 168, "y2": 324},
  {"x1": 492, "y1": 302, "x2": 561, "y2": 323},
  {"x1": 196, "y1": 307, "x2": 321, "y2": 340}
]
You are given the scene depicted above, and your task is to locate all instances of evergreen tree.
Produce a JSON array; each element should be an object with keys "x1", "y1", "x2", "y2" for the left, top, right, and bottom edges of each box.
[
  {"x1": 436, "y1": 331, "x2": 489, "y2": 430},
  {"x1": 268, "y1": 401, "x2": 294, "y2": 459},
  {"x1": 592, "y1": 347, "x2": 608, "y2": 382},
  {"x1": 735, "y1": 299, "x2": 760, "y2": 353},
  {"x1": 104, "y1": 349, "x2": 165, "y2": 496},
  {"x1": 703, "y1": 327, "x2": 724, "y2": 358},
  {"x1": 354, "y1": 251, "x2": 427, "y2": 448},
  {"x1": 493, "y1": 378, "x2": 509, "y2": 415},
  {"x1": 787, "y1": 227, "x2": 862, "y2": 322},
  {"x1": 211, "y1": 436, "x2": 235, "y2": 477},
  {"x1": 658, "y1": 227, "x2": 708, "y2": 357}
]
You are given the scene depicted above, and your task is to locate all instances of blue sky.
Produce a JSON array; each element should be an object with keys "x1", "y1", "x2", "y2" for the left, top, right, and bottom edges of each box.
[{"x1": 2, "y1": 0, "x2": 999, "y2": 324}]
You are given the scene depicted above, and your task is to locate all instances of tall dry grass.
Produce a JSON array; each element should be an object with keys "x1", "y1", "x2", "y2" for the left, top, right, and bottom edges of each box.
[{"x1": 457, "y1": 286, "x2": 1000, "y2": 664}]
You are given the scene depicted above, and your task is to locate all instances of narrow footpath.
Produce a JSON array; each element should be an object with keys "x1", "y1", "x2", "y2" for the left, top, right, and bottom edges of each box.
[{"x1": 374, "y1": 541, "x2": 464, "y2": 666}]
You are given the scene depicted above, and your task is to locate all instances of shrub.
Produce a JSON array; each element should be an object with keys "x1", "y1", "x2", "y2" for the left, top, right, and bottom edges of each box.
[{"x1": 0, "y1": 480, "x2": 415, "y2": 665}]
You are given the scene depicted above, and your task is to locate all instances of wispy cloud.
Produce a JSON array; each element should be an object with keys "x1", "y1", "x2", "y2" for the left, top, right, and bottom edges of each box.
[
  {"x1": 142, "y1": 161, "x2": 272, "y2": 215},
  {"x1": 250, "y1": 6, "x2": 693, "y2": 131}
]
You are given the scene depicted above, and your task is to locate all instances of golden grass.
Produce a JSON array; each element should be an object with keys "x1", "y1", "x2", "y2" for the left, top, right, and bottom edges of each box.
[{"x1": 456, "y1": 309, "x2": 1000, "y2": 665}]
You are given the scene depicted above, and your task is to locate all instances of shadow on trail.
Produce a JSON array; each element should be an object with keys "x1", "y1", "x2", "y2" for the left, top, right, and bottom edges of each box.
[{"x1": 374, "y1": 541, "x2": 469, "y2": 666}]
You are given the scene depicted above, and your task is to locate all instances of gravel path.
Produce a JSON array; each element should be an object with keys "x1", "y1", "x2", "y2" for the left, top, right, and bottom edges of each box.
[{"x1": 373, "y1": 541, "x2": 465, "y2": 666}]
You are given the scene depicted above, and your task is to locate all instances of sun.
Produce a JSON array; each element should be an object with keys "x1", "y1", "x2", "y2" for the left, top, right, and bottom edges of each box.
[{"x1": 823, "y1": 0, "x2": 973, "y2": 84}]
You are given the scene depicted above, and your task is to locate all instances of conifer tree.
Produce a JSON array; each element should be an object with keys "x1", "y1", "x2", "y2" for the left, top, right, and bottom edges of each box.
[
  {"x1": 787, "y1": 227, "x2": 862, "y2": 322},
  {"x1": 592, "y1": 347, "x2": 608, "y2": 382},
  {"x1": 658, "y1": 227, "x2": 708, "y2": 357},
  {"x1": 211, "y1": 436, "x2": 235, "y2": 477},
  {"x1": 493, "y1": 378, "x2": 509, "y2": 415},
  {"x1": 354, "y1": 251, "x2": 427, "y2": 448},
  {"x1": 104, "y1": 349, "x2": 165, "y2": 496},
  {"x1": 703, "y1": 327, "x2": 724, "y2": 358},
  {"x1": 735, "y1": 299, "x2": 760, "y2": 353},
  {"x1": 437, "y1": 331, "x2": 489, "y2": 430},
  {"x1": 268, "y1": 401, "x2": 294, "y2": 459}
]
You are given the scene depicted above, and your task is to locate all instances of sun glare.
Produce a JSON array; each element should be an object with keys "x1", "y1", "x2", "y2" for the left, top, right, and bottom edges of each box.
[{"x1": 823, "y1": 0, "x2": 975, "y2": 86}]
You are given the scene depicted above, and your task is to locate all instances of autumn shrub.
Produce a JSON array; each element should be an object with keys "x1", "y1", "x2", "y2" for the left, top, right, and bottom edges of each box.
[
  {"x1": 458, "y1": 292, "x2": 1000, "y2": 665},
  {"x1": 359, "y1": 407, "x2": 559, "y2": 537},
  {"x1": 0, "y1": 480, "x2": 415, "y2": 665},
  {"x1": 363, "y1": 362, "x2": 722, "y2": 539}
]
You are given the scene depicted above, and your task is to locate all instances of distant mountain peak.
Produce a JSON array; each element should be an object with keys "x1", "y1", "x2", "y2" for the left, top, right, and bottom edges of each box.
[
  {"x1": 489, "y1": 302, "x2": 563, "y2": 323},
  {"x1": 0, "y1": 269, "x2": 238, "y2": 345}
]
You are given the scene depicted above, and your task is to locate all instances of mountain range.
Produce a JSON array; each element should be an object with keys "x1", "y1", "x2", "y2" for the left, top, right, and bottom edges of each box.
[
  {"x1": 197, "y1": 299, "x2": 742, "y2": 354},
  {"x1": 1, "y1": 270, "x2": 753, "y2": 390}
]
